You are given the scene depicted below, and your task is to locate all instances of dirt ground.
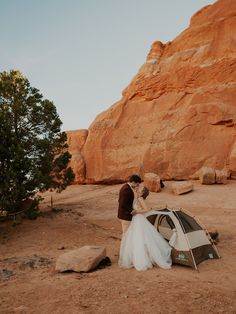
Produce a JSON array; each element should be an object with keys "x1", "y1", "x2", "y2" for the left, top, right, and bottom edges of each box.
[{"x1": 1, "y1": 180, "x2": 236, "y2": 314}]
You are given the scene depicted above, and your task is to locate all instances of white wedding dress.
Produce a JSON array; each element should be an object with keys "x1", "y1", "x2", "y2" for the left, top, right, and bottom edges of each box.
[{"x1": 119, "y1": 197, "x2": 172, "y2": 271}]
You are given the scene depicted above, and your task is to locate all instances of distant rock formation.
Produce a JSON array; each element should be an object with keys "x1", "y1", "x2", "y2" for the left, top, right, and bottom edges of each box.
[
  {"x1": 66, "y1": 129, "x2": 87, "y2": 183},
  {"x1": 69, "y1": 0, "x2": 236, "y2": 184}
]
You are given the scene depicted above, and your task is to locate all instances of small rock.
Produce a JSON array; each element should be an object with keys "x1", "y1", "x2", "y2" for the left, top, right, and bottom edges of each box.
[
  {"x1": 0, "y1": 269, "x2": 14, "y2": 281},
  {"x1": 57, "y1": 246, "x2": 66, "y2": 250},
  {"x1": 14, "y1": 305, "x2": 28, "y2": 312},
  {"x1": 193, "y1": 293, "x2": 202, "y2": 299},
  {"x1": 172, "y1": 181, "x2": 193, "y2": 195}
]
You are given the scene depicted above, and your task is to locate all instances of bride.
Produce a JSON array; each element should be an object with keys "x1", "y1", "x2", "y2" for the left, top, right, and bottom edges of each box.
[{"x1": 118, "y1": 186, "x2": 172, "y2": 271}]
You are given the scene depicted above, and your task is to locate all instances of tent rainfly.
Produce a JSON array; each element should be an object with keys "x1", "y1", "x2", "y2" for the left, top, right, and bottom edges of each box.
[{"x1": 144, "y1": 208, "x2": 220, "y2": 270}]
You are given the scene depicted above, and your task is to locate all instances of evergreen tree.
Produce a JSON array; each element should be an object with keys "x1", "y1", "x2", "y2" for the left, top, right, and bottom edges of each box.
[{"x1": 0, "y1": 70, "x2": 75, "y2": 213}]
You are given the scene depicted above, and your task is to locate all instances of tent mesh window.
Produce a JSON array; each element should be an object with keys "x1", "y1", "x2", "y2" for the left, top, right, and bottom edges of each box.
[
  {"x1": 174, "y1": 211, "x2": 202, "y2": 233},
  {"x1": 158, "y1": 215, "x2": 175, "y2": 230},
  {"x1": 146, "y1": 215, "x2": 157, "y2": 225}
]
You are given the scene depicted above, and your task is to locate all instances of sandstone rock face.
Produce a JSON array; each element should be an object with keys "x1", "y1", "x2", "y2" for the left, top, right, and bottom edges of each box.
[
  {"x1": 55, "y1": 246, "x2": 106, "y2": 273},
  {"x1": 172, "y1": 181, "x2": 194, "y2": 195},
  {"x1": 78, "y1": 0, "x2": 236, "y2": 183},
  {"x1": 66, "y1": 129, "x2": 88, "y2": 183},
  {"x1": 143, "y1": 173, "x2": 161, "y2": 192}
]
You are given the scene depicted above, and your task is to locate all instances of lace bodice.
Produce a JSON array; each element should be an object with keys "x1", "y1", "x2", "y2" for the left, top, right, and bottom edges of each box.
[{"x1": 133, "y1": 197, "x2": 142, "y2": 211}]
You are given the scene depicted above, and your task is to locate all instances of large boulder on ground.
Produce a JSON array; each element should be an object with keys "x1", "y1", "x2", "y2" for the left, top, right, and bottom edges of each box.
[
  {"x1": 172, "y1": 181, "x2": 194, "y2": 195},
  {"x1": 229, "y1": 142, "x2": 236, "y2": 179},
  {"x1": 55, "y1": 246, "x2": 106, "y2": 273},
  {"x1": 215, "y1": 169, "x2": 228, "y2": 184},
  {"x1": 199, "y1": 167, "x2": 216, "y2": 185},
  {"x1": 143, "y1": 173, "x2": 161, "y2": 192}
]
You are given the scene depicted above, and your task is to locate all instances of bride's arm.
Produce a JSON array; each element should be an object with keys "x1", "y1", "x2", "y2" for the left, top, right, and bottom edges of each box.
[{"x1": 135, "y1": 197, "x2": 149, "y2": 213}]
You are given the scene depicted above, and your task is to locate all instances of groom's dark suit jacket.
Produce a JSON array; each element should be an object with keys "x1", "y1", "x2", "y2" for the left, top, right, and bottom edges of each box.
[{"x1": 118, "y1": 183, "x2": 134, "y2": 221}]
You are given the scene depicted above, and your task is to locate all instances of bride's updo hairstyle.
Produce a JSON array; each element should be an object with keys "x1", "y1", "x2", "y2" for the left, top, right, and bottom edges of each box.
[{"x1": 140, "y1": 186, "x2": 149, "y2": 199}]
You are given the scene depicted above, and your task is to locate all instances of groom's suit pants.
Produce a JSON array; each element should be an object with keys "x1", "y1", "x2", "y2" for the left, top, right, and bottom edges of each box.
[{"x1": 119, "y1": 219, "x2": 131, "y2": 236}]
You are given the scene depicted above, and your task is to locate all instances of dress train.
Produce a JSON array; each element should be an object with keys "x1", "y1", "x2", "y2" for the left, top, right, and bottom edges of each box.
[{"x1": 119, "y1": 214, "x2": 172, "y2": 271}]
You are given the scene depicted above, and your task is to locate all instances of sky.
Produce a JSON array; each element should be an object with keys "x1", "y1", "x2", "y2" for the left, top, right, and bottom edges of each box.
[{"x1": 0, "y1": 0, "x2": 216, "y2": 131}]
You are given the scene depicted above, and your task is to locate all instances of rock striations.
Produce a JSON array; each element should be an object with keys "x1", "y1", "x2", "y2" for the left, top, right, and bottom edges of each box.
[{"x1": 68, "y1": 0, "x2": 236, "y2": 184}]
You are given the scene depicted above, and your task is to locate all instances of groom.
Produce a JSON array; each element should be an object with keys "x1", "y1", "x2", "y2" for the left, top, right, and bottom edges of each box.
[{"x1": 118, "y1": 174, "x2": 142, "y2": 235}]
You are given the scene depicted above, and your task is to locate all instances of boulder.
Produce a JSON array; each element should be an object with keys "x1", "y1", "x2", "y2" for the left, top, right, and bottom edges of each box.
[
  {"x1": 229, "y1": 142, "x2": 236, "y2": 179},
  {"x1": 143, "y1": 173, "x2": 161, "y2": 192},
  {"x1": 172, "y1": 181, "x2": 194, "y2": 195},
  {"x1": 215, "y1": 169, "x2": 228, "y2": 184},
  {"x1": 199, "y1": 167, "x2": 215, "y2": 185},
  {"x1": 55, "y1": 246, "x2": 106, "y2": 273}
]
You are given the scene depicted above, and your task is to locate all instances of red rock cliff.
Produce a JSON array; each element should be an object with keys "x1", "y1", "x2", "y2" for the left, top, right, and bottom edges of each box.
[{"x1": 77, "y1": 0, "x2": 236, "y2": 183}]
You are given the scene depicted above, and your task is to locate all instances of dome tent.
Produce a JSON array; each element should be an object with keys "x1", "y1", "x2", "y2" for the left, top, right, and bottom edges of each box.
[{"x1": 144, "y1": 208, "x2": 220, "y2": 270}]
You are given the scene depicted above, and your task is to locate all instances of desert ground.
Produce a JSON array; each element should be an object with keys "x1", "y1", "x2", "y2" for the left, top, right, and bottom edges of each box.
[{"x1": 0, "y1": 180, "x2": 236, "y2": 314}]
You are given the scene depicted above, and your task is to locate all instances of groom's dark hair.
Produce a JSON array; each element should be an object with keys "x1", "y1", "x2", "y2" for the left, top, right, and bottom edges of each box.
[{"x1": 129, "y1": 174, "x2": 142, "y2": 183}]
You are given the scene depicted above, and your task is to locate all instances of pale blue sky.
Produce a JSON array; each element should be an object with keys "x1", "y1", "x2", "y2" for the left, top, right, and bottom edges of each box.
[{"x1": 0, "y1": 0, "x2": 215, "y2": 131}]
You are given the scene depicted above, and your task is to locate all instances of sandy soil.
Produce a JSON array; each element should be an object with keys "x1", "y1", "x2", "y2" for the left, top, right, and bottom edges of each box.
[{"x1": 0, "y1": 181, "x2": 236, "y2": 314}]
